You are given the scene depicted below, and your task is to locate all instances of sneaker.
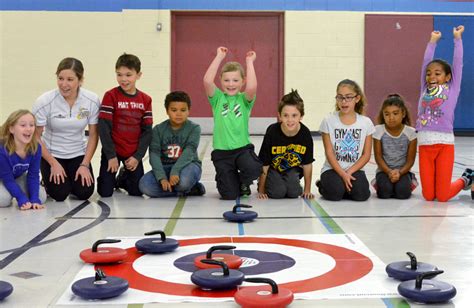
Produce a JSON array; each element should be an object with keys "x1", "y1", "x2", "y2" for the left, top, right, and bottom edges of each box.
[
  {"x1": 315, "y1": 180, "x2": 322, "y2": 194},
  {"x1": 240, "y1": 183, "x2": 251, "y2": 196},
  {"x1": 370, "y1": 178, "x2": 378, "y2": 191},
  {"x1": 188, "y1": 182, "x2": 206, "y2": 196},
  {"x1": 115, "y1": 167, "x2": 126, "y2": 190},
  {"x1": 410, "y1": 174, "x2": 419, "y2": 192},
  {"x1": 461, "y1": 168, "x2": 473, "y2": 190}
]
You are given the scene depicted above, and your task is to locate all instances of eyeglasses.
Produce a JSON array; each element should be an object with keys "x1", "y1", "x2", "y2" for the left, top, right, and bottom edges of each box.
[{"x1": 335, "y1": 95, "x2": 357, "y2": 102}]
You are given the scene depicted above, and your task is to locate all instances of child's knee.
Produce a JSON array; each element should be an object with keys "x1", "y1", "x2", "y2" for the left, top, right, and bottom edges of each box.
[
  {"x1": 0, "y1": 196, "x2": 13, "y2": 207},
  {"x1": 395, "y1": 191, "x2": 412, "y2": 200},
  {"x1": 351, "y1": 191, "x2": 370, "y2": 201},
  {"x1": 436, "y1": 195, "x2": 450, "y2": 202},
  {"x1": 176, "y1": 177, "x2": 195, "y2": 192},
  {"x1": 267, "y1": 189, "x2": 286, "y2": 199},
  {"x1": 376, "y1": 187, "x2": 393, "y2": 199},
  {"x1": 219, "y1": 191, "x2": 239, "y2": 200},
  {"x1": 286, "y1": 189, "x2": 301, "y2": 199},
  {"x1": 422, "y1": 190, "x2": 435, "y2": 201}
]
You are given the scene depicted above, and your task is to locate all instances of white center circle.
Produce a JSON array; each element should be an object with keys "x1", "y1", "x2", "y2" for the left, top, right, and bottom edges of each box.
[
  {"x1": 133, "y1": 243, "x2": 336, "y2": 285},
  {"x1": 240, "y1": 257, "x2": 259, "y2": 267}
]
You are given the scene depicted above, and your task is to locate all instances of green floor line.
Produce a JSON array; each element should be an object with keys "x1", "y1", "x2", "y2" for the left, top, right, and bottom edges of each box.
[
  {"x1": 163, "y1": 139, "x2": 210, "y2": 237},
  {"x1": 383, "y1": 297, "x2": 411, "y2": 308},
  {"x1": 305, "y1": 199, "x2": 345, "y2": 234},
  {"x1": 163, "y1": 197, "x2": 187, "y2": 236}
]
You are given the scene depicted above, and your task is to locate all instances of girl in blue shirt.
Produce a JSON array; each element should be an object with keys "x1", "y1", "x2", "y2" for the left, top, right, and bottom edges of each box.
[{"x1": 0, "y1": 110, "x2": 46, "y2": 210}]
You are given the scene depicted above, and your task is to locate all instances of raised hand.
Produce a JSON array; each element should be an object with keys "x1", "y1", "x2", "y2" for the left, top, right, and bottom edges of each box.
[
  {"x1": 246, "y1": 51, "x2": 256, "y2": 62},
  {"x1": 216, "y1": 46, "x2": 228, "y2": 59},
  {"x1": 453, "y1": 25, "x2": 464, "y2": 39},
  {"x1": 430, "y1": 31, "x2": 441, "y2": 43}
]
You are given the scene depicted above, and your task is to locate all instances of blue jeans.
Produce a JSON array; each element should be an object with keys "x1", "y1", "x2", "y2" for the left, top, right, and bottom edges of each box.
[{"x1": 139, "y1": 162, "x2": 201, "y2": 197}]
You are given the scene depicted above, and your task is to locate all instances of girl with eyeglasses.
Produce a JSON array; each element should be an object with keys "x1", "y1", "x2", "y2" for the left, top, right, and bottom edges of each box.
[
  {"x1": 316, "y1": 79, "x2": 374, "y2": 201},
  {"x1": 416, "y1": 26, "x2": 472, "y2": 202},
  {"x1": 372, "y1": 94, "x2": 418, "y2": 199}
]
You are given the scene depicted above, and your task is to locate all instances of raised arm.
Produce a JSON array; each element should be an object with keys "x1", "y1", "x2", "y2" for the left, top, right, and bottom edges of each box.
[
  {"x1": 451, "y1": 25, "x2": 464, "y2": 90},
  {"x1": 420, "y1": 31, "x2": 441, "y2": 91},
  {"x1": 244, "y1": 51, "x2": 257, "y2": 101},
  {"x1": 203, "y1": 47, "x2": 227, "y2": 97}
]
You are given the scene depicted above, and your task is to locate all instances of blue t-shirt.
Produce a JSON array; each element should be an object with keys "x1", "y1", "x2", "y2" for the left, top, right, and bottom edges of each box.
[{"x1": 0, "y1": 144, "x2": 42, "y2": 206}]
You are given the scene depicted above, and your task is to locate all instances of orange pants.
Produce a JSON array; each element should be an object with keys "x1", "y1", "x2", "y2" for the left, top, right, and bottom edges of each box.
[{"x1": 418, "y1": 144, "x2": 464, "y2": 202}]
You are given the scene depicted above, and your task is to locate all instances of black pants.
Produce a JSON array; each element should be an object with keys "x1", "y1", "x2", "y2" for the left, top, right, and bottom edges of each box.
[
  {"x1": 40, "y1": 156, "x2": 94, "y2": 201},
  {"x1": 318, "y1": 169, "x2": 370, "y2": 201},
  {"x1": 211, "y1": 144, "x2": 262, "y2": 200},
  {"x1": 97, "y1": 151, "x2": 144, "y2": 197},
  {"x1": 375, "y1": 172, "x2": 412, "y2": 199},
  {"x1": 265, "y1": 168, "x2": 302, "y2": 199}
]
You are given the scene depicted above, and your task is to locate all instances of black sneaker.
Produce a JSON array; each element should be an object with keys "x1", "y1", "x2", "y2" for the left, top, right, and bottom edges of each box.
[
  {"x1": 188, "y1": 182, "x2": 206, "y2": 196},
  {"x1": 240, "y1": 184, "x2": 251, "y2": 196},
  {"x1": 461, "y1": 168, "x2": 473, "y2": 190},
  {"x1": 315, "y1": 180, "x2": 323, "y2": 195}
]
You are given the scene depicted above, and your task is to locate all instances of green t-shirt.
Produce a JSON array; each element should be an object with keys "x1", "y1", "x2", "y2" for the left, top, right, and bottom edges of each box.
[{"x1": 209, "y1": 88, "x2": 255, "y2": 150}]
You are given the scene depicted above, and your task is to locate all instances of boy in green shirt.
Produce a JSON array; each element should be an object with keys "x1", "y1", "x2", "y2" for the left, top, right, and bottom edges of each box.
[
  {"x1": 139, "y1": 91, "x2": 205, "y2": 197},
  {"x1": 203, "y1": 47, "x2": 262, "y2": 200}
]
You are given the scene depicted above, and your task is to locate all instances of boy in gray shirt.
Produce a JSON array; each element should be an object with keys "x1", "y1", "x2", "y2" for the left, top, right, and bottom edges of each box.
[{"x1": 139, "y1": 91, "x2": 205, "y2": 197}]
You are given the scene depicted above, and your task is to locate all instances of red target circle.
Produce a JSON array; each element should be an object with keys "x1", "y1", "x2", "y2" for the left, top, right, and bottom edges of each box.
[{"x1": 98, "y1": 236, "x2": 373, "y2": 297}]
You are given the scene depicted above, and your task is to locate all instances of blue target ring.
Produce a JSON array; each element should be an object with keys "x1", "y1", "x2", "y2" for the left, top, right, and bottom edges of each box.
[{"x1": 174, "y1": 250, "x2": 295, "y2": 275}]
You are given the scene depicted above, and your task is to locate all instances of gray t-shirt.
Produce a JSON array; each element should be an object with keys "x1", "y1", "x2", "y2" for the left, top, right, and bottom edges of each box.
[
  {"x1": 373, "y1": 124, "x2": 417, "y2": 171},
  {"x1": 33, "y1": 88, "x2": 100, "y2": 159},
  {"x1": 319, "y1": 112, "x2": 375, "y2": 174}
]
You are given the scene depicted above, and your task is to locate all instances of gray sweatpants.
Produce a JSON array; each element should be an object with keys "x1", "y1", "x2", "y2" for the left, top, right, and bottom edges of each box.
[{"x1": 0, "y1": 174, "x2": 47, "y2": 207}]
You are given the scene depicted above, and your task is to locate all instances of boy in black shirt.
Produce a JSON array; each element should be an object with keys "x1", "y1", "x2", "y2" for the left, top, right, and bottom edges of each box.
[{"x1": 258, "y1": 90, "x2": 314, "y2": 199}]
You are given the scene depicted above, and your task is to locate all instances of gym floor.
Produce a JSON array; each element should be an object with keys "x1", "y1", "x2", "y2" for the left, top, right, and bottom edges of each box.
[{"x1": 0, "y1": 135, "x2": 472, "y2": 308}]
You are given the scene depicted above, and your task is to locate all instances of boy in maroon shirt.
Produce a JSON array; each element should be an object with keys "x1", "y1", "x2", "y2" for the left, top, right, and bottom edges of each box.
[{"x1": 98, "y1": 53, "x2": 153, "y2": 197}]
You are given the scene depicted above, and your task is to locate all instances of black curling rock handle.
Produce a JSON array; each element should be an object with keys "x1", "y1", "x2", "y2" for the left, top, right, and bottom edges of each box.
[
  {"x1": 95, "y1": 268, "x2": 106, "y2": 281},
  {"x1": 206, "y1": 245, "x2": 236, "y2": 259},
  {"x1": 244, "y1": 277, "x2": 279, "y2": 294},
  {"x1": 232, "y1": 204, "x2": 252, "y2": 213},
  {"x1": 415, "y1": 270, "x2": 444, "y2": 289},
  {"x1": 92, "y1": 239, "x2": 121, "y2": 252},
  {"x1": 200, "y1": 259, "x2": 230, "y2": 276},
  {"x1": 406, "y1": 252, "x2": 417, "y2": 270},
  {"x1": 144, "y1": 230, "x2": 166, "y2": 242}
]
